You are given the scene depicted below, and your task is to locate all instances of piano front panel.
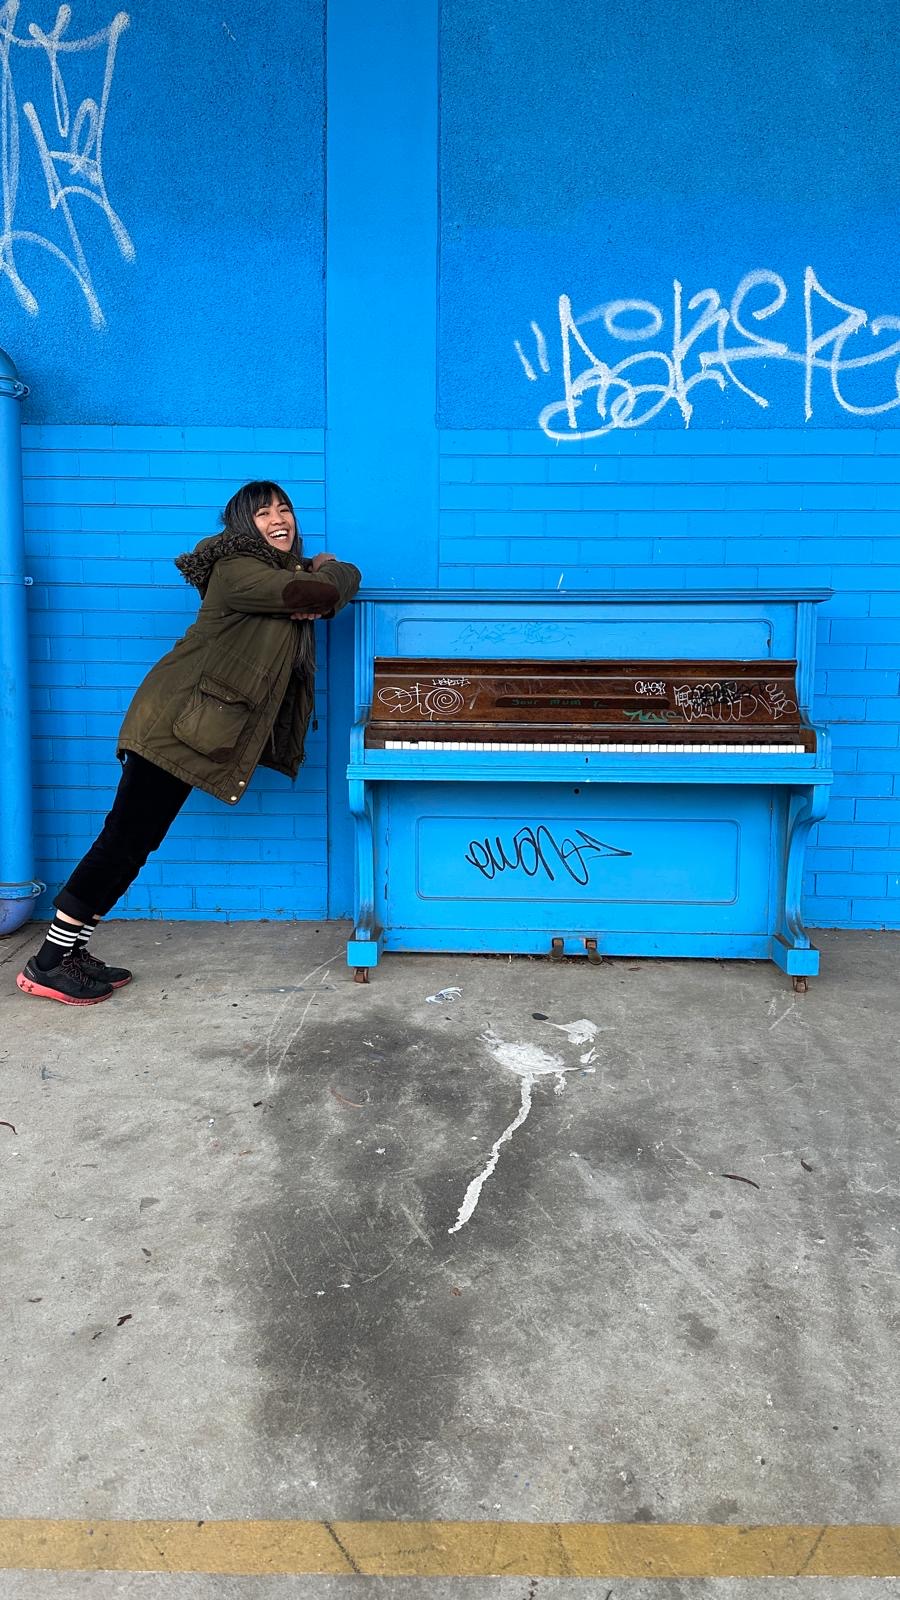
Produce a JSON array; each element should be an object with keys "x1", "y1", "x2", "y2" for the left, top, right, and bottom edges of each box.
[{"x1": 379, "y1": 781, "x2": 778, "y2": 949}]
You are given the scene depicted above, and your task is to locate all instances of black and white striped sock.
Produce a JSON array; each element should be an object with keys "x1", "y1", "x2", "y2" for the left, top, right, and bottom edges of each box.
[
  {"x1": 75, "y1": 921, "x2": 99, "y2": 953},
  {"x1": 34, "y1": 915, "x2": 86, "y2": 972}
]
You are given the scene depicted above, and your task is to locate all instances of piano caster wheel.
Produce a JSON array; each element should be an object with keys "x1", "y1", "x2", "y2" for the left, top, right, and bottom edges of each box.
[
  {"x1": 584, "y1": 938, "x2": 603, "y2": 965},
  {"x1": 550, "y1": 937, "x2": 565, "y2": 963},
  {"x1": 353, "y1": 967, "x2": 370, "y2": 985},
  {"x1": 792, "y1": 975, "x2": 809, "y2": 994}
]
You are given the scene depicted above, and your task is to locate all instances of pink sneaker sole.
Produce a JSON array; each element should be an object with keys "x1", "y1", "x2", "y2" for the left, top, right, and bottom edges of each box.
[{"x1": 16, "y1": 971, "x2": 114, "y2": 1005}]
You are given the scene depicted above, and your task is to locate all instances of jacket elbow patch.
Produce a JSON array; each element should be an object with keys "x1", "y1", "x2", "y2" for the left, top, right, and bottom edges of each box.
[{"x1": 282, "y1": 577, "x2": 340, "y2": 614}]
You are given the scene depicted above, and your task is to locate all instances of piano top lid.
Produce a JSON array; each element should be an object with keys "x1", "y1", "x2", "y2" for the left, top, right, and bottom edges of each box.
[{"x1": 354, "y1": 587, "x2": 834, "y2": 604}]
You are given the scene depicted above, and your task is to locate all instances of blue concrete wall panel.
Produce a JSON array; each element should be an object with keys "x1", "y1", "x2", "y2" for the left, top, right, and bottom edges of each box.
[
  {"x1": 1, "y1": 0, "x2": 324, "y2": 426},
  {"x1": 440, "y1": 0, "x2": 900, "y2": 437},
  {"x1": 23, "y1": 425, "x2": 330, "y2": 920}
]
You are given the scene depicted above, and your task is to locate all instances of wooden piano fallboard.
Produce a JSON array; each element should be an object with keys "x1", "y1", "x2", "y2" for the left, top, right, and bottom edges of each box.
[
  {"x1": 366, "y1": 658, "x2": 817, "y2": 752},
  {"x1": 345, "y1": 590, "x2": 833, "y2": 985}
]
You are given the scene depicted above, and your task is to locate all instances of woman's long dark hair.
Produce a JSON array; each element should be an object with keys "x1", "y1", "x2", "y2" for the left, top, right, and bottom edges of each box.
[{"x1": 221, "y1": 480, "x2": 301, "y2": 558}]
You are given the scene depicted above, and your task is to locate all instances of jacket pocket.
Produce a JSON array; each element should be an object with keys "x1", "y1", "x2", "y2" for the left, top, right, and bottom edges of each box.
[{"x1": 172, "y1": 671, "x2": 264, "y2": 762}]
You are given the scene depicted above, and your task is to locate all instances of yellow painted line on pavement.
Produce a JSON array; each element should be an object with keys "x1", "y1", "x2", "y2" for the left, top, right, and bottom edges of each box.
[{"x1": 0, "y1": 1519, "x2": 899, "y2": 1578}]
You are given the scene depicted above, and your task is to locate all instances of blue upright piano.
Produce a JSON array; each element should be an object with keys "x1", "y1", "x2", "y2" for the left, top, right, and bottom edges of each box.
[{"x1": 346, "y1": 589, "x2": 832, "y2": 989}]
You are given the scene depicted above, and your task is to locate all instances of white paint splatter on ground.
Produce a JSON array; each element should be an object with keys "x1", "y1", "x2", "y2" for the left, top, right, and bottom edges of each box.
[
  {"x1": 547, "y1": 1018, "x2": 600, "y2": 1047},
  {"x1": 426, "y1": 987, "x2": 462, "y2": 1004},
  {"x1": 448, "y1": 1027, "x2": 587, "y2": 1235}
]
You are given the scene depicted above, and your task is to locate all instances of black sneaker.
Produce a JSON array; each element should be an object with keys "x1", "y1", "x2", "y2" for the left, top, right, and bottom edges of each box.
[
  {"x1": 16, "y1": 952, "x2": 114, "y2": 1006},
  {"x1": 72, "y1": 948, "x2": 133, "y2": 989}
]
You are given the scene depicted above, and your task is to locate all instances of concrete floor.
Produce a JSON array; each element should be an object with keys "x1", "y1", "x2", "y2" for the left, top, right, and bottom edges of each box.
[{"x1": 1, "y1": 921, "x2": 898, "y2": 1598}]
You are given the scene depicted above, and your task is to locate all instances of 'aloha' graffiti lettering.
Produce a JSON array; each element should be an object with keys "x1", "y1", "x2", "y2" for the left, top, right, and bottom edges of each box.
[{"x1": 515, "y1": 270, "x2": 900, "y2": 438}]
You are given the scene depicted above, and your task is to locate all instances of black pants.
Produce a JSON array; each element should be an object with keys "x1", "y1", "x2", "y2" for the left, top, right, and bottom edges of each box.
[{"x1": 55, "y1": 753, "x2": 193, "y2": 922}]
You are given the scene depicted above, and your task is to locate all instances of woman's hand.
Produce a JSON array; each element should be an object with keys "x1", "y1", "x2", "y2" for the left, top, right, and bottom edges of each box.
[{"x1": 310, "y1": 551, "x2": 337, "y2": 571}]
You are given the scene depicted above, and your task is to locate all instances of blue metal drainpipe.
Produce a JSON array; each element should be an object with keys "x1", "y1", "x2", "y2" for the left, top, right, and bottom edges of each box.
[{"x1": 0, "y1": 347, "x2": 42, "y2": 935}]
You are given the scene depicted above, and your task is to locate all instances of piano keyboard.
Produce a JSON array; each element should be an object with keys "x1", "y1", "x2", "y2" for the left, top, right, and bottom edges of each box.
[{"x1": 382, "y1": 740, "x2": 808, "y2": 754}]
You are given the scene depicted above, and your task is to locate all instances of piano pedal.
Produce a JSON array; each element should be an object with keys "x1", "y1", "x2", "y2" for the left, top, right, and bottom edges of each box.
[
  {"x1": 353, "y1": 967, "x2": 370, "y2": 985},
  {"x1": 584, "y1": 937, "x2": 603, "y2": 965}
]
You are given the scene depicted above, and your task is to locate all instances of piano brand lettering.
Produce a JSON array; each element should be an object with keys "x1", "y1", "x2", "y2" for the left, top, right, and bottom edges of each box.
[
  {"x1": 377, "y1": 682, "x2": 466, "y2": 719},
  {"x1": 465, "y1": 825, "x2": 631, "y2": 886},
  {"x1": 515, "y1": 269, "x2": 900, "y2": 438}
]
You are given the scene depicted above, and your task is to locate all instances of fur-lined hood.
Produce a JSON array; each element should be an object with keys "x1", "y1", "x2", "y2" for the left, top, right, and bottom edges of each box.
[{"x1": 174, "y1": 525, "x2": 306, "y2": 598}]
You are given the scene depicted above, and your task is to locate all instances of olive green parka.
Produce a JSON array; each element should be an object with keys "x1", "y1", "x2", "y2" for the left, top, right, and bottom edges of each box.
[{"x1": 118, "y1": 527, "x2": 361, "y2": 805}]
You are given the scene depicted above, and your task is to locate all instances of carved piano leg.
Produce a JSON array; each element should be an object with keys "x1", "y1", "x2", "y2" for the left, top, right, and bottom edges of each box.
[
  {"x1": 347, "y1": 777, "x2": 384, "y2": 978},
  {"x1": 772, "y1": 784, "x2": 829, "y2": 985}
]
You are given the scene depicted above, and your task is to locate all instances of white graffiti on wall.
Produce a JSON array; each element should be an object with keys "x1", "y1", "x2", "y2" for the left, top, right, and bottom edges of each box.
[
  {"x1": 0, "y1": 1, "x2": 133, "y2": 328},
  {"x1": 515, "y1": 271, "x2": 900, "y2": 439}
]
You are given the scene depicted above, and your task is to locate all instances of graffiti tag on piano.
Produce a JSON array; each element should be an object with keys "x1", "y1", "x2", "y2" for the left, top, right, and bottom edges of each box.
[
  {"x1": 377, "y1": 681, "x2": 469, "y2": 719},
  {"x1": 453, "y1": 623, "x2": 576, "y2": 649},
  {"x1": 671, "y1": 680, "x2": 797, "y2": 723},
  {"x1": 634, "y1": 679, "x2": 667, "y2": 697},
  {"x1": 465, "y1": 826, "x2": 631, "y2": 887},
  {"x1": 763, "y1": 684, "x2": 795, "y2": 721},
  {"x1": 674, "y1": 679, "x2": 741, "y2": 714}
]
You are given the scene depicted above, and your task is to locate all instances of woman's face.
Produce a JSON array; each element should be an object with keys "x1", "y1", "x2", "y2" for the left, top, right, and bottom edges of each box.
[{"x1": 253, "y1": 492, "x2": 297, "y2": 553}]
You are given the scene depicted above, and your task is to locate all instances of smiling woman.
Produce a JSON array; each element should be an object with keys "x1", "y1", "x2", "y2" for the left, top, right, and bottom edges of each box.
[{"x1": 15, "y1": 479, "x2": 361, "y2": 1007}]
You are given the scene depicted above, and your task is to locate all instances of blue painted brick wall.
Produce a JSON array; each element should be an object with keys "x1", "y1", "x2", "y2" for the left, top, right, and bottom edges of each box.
[
  {"x1": 23, "y1": 426, "x2": 330, "y2": 922},
  {"x1": 439, "y1": 428, "x2": 900, "y2": 931}
]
